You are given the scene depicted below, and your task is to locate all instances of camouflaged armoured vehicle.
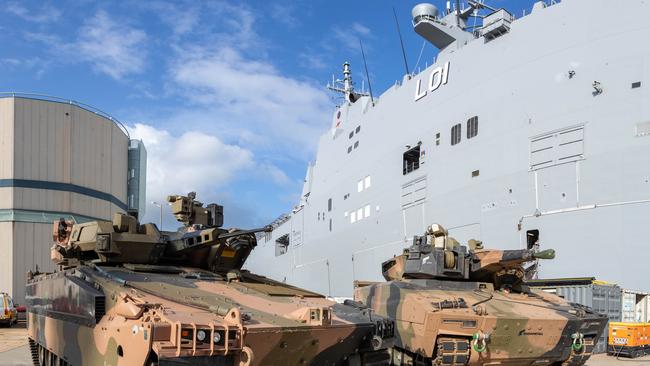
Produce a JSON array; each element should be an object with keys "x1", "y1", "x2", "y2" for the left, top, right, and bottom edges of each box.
[
  {"x1": 354, "y1": 224, "x2": 607, "y2": 366},
  {"x1": 26, "y1": 192, "x2": 394, "y2": 366}
]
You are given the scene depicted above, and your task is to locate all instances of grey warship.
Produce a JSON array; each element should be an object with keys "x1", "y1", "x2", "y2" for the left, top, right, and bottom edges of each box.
[{"x1": 246, "y1": 0, "x2": 650, "y2": 297}]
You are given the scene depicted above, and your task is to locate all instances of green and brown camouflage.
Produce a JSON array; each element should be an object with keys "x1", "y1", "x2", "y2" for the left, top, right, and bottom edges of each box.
[
  {"x1": 354, "y1": 223, "x2": 608, "y2": 366},
  {"x1": 27, "y1": 192, "x2": 395, "y2": 366}
]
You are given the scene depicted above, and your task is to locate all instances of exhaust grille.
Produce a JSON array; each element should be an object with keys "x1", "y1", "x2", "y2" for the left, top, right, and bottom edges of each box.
[{"x1": 94, "y1": 296, "x2": 106, "y2": 324}]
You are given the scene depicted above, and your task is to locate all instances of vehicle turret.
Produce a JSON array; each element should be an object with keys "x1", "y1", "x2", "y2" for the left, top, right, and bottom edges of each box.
[
  {"x1": 50, "y1": 192, "x2": 271, "y2": 273},
  {"x1": 382, "y1": 223, "x2": 555, "y2": 291}
]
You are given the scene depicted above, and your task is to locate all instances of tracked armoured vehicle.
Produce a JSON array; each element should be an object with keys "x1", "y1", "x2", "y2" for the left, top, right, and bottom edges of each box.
[
  {"x1": 26, "y1": 193, "x2": 394, "y2": 366},
  {"x1": 353, "y1": 224, "x2": 607, "y2": 366}
]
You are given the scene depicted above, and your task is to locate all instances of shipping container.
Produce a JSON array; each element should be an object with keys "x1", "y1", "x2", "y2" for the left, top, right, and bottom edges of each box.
[
  {"x1": 621, "y1": 290, "x2": 649, "y2": 323},
  {"x1": 607, "y1": 322, "x2": 650, "y2": 357},
  {"x1": 528, "y1": 277, "x2": 622, "y2": 354}
]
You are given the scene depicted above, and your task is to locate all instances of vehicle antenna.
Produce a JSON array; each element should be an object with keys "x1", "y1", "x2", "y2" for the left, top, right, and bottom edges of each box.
[
  {"x1": 392, "y1": 6, "x2": 410, "y2": 76},
  {"x1": 359, "y1": 39, "x2": 374, "y2": 105}
]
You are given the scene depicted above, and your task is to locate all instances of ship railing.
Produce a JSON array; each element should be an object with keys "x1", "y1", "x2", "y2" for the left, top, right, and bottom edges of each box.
[{"x1": 0, "y1": 92, "x2": 130, "y2": 138}]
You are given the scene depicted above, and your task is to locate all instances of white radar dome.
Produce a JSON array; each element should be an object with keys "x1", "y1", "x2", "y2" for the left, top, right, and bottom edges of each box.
[{"x1": 412, "y1": 3, "x2": 439, "y2": 20}]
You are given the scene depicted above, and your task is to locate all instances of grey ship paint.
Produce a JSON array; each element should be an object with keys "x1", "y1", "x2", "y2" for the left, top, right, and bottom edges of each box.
[{"x1": 246, "y1": 0, "x2": 650, "y2": 297}]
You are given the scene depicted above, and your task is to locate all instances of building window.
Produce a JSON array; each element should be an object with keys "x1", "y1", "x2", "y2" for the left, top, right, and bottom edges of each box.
[
  {"x1": 451, "y1": 124, "x2": 461, "y2": 145},
  {"x1": 356, "y1": 208, "x2": 363, "y2": 220},
  {"x1": 347, "y1": 146, "x2": 352, "y2": 153},
  {"x1": 364, "y1": 176, "x2": 371, "y2": 189},
  {"x1": 357, "y1": 180, "x2": 363, "y2": 192},
  {"x1": 364, "y1": 205, "x2": 370, "y2": 218},
  {"x1": 329, "y1": 218, "x2": 332, "y2": 232},
  {"x1": 350, "y1": 211, "x2": 356, "y2": 223},
  {"x1": 327, "y1": 198, "x2": 332, "y2": 212},
  {"x1": 354, "y1": 141, "x2": 359, "y2": 149},
  {"x1": 467, "y1": 116, "x2": 478, "y2": 139},
  {"x1": 349, "y1": 131, "x2": 354, "y2": 139},
  {"x1": 403, "y1": 145, "x2": 420, "y2": 175},
  {"x1": 356, "y1": 126, "x2": 361, "y2": 133},
  {"x1": 435, "y1": 132, "x2": 440, "y2": 146},
  {"x1": 317, "y1": 212, "x2": 321, "y2": 220}
]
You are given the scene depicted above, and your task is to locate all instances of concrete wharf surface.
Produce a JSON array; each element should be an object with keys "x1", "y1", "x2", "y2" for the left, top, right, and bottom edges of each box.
[{"x1": 1, "y1": 323, "x2": 648, "y2": 365}]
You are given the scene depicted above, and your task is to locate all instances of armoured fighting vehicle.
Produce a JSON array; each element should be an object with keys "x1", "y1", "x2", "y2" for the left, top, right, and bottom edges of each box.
[
  {"x1": 354, "y1": 224, "x2": 607, "y2": 366},
  {"x1": 26, "y1": 193, "x2": 394, "y2": 366}
]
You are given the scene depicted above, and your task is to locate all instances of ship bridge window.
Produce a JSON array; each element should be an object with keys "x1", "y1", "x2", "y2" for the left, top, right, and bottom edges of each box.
[
  {"x1": 467, "y1": 116, "x2": 478, "y2": 139},
  {"x1": 451, "y1": 124, "x2": 462, "y2": 145},
  {"x1": 275, "y1": 234, "x2": 290, "y2": 256},
  {"x1": 435, "y1": 133, "x2": 441, "y2": 146},
  {"x1": 403, "y1": 145, "x2": 420, "y2": 175},
  {"x1": 328, "y1": 198, "x2": 332, "y2": 212},
  {"x1": 356, "y1": 126, "x2": 361, "y2": 133}
]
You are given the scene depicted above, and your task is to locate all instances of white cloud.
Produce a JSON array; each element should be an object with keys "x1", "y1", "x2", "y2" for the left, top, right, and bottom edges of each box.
[
  {"x1": 128, "y1": 123, "x2": 254, "y2": 204},
  {"x1": 299, "y1": 51, "x2": 328, "y2": 70},
  {"x1": 270, "y1": 3, "x2": 299, "y2": 28},
  {"x1": 23, "y1": 10, "x2": 147, "y2": 80},
  {"x1": 259, "y1": 163, "x2": 290, "y2": 185},
  {"x1": 144, "y1": 2, "x2": 200, "y2": 37},
  {"x1": 76, "y1": 10, "x2": 147, "y2": 79},
  {"x1": 352, "y1": 22, "x2": 371, "y2": 36},
  {"x1": 5, "y1": 2, "x2": 62, "y2": 23},
  {"x1": 0, "y1": 57, "x2": 50, "y2": 78},
  {"x1": 127, "y1": 123, "x2": 294, "y2": 225},
  {"x1": 330, "y1": 22, "x2": 373, "y2": 52},
  {"x1": 167, "y1": 45, "x2": 331, "y2": 155}
]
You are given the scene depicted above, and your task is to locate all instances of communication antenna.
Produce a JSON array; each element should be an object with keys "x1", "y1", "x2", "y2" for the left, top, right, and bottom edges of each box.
[
  {"x1": 359, "y1": 39, "x2": 374, "y2": 104},
  {"x1": 392, "y1": 7, "x2": 410, "y2": 76},
  {"x1": 455, "y1": 0, "x2": 462, "y2": 27}
]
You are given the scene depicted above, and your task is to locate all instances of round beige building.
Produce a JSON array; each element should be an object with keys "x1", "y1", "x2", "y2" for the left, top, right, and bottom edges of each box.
[{"x1": 0, "y1": 93, "x2": 146, "y2": 305}]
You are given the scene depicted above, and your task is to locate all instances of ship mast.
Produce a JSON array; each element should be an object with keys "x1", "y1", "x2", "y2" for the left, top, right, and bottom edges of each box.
[{"x1": 327, "y1": 62, "x2": 367, "y2": 103}]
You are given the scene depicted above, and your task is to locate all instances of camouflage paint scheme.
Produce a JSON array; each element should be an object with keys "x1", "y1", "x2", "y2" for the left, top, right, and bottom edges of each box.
[
  {"x1": 354, "y1": 224, "x2": 607, "y2": 366},
  {"x1": 26, "y1": 193, "x2": 394, "y2": 366}
]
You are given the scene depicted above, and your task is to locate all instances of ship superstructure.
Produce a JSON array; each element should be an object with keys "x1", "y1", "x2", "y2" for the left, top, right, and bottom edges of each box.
[{"x1": 246, "y1": 0, "x2": 650, "y2": 297}]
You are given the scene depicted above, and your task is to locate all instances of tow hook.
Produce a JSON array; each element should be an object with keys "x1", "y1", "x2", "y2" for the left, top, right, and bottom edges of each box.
[
  {"x1": 571, "y1": 332, "x2": 584, "y2": 352},
  {"x1": 472, "y1": 332, "x2": 490, "y2": 353}
]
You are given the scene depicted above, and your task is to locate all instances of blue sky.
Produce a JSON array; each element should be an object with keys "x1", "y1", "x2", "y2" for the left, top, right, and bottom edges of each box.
[{"x1": 0, "y1": 0, "x2": 537, "y2": 229}]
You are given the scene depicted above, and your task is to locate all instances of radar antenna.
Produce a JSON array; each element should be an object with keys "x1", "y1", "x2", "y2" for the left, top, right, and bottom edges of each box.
[
  {"x1": 392, "y1": 7, "x2": 410, "y2": 76},
  {"x1": 359, "y1": 39, "x2": 374, "y2": 105}
]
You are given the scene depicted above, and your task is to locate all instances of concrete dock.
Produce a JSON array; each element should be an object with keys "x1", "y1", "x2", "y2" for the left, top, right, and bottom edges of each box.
[{"x1": 1, "y1": 322, "x2": 648, "y2": 365}]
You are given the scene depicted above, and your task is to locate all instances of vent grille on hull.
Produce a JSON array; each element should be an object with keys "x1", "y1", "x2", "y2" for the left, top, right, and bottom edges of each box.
[{"x1": 94, "y1": 296, "x2": 106, "y2": 324}]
